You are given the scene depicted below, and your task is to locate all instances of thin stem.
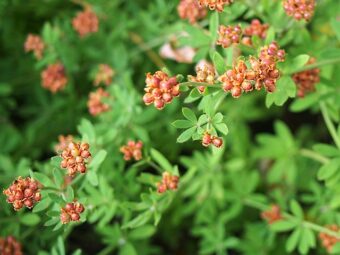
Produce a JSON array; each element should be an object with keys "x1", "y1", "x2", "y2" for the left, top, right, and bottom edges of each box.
[
  {"x1": 320, "y1": 102, "x2": 340, "y2": 149},
  {"x1": 179, "y1": 81, "x2": 222, "y2": 88},
  {"x1": 287, "y1": 58, "x2": 340, "y2": 75},
  {"x1": 146, "y1": 160, "x2": 163, "y2": 173},
  {"x1": 299, "y1": 149, "x2": 330, "y2": 164},
  {"x1": 244, "y1": 198, "x2": 340, "y2": 238}
]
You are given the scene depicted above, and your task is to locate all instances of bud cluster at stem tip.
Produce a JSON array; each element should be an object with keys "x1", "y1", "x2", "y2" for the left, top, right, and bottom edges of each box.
[
  {"x1": 60, "y1": 142, "x2": 91, "y2": 176},
  {"x1": 202, "y1": 132, "x2": 223, "y2": 148},
  {"x1": 261, "y1": 204, "x2": 282, "y2": 224},
  {"x1": 197, "y1": 0, "x2": 234, "y2": 12},
  {"x1": 143, "y1": 71, "x2": 180, "y2": 110},
  {"x1": 3, "y1": 177, "x2": 42, "y2": 211},
  {"x1": 120, "y1": 140, "x2": 143, "y2": 161},
  {"x1": 157, "y1": 172, "x2": 179, "y2": 193},
  {"x1": 0, "y1": 236, "x2": 23, "y2": 255},
  {"x1": 41, "y1": 63, "x2": 68, "y2": 93},
  {"x1": 72, "y1": 8, "x2": 99, "y2": 37},
  {"x1": 283, "y1": 0, "x2": 316, "y2": 21},
  {"x1": 177, "y1": 0, "x2": 207, "y2": 24},
  {"x1": 60, "y1": 201, "x2": 85, "y2": 224},
  {"x1": 319, "y1": 225, "x2": 340, "y2": 253}
]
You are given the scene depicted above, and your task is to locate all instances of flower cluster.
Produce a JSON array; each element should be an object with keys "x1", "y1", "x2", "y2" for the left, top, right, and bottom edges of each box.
[
  {"x1": 55, "y1": 134, "x2": 74, "y2": 153},
  {"x1": 94, "y1": 64, "x2": 115, "y2": 86},
  {"x1": 219, "y1": 42, "x2": 285, "y2": 97},
  {"x1": 3, "y1": 177, "x2": 41, "y2": 211},
  {"x1": 41, "y1": 63, "x2": 68, "y2": 93},
  {"x1": 72, "y1": 8, "x2": 99, "y2": 37},
  {"x1": 319, "y1": 225, "x2": 340, "y2": 253},
  {"x1": 143, "y1": 71, "x2": 180, "y2": 110},
  {"x1": 157, "y1": 172, "x2": 179, "y2": 193},
  {"x1": 292, "y1": 57, "x2": 320, "y2": 97},
  {"x1": 177, "y1": 0, "x2": 207, "y2": 24},
  {"x1": 60, "y1": 142, "x2": 91, "y2": 176},
  {"x1": 87, "y1": 88, "x2": 110, "y2": 116},
  {"x1": 216, "y1": 25, "x2": 242, "y2": 48},
  {"x1": 120, "y1": 140, "x2": 143, "y2": 161},
  {"x1": 24, "y1": 34, "x2": 45, "y2": 59},
  {"x1": 242, "y1": 19, "x2": 269, "y2": 46},
  {"x1": 261, "y1": 205, "x2": 282, "y2": 224},
  {"x1": 188, "y1": 64, "x2": 215, "y2": 93},
  {"x1": 198, "y1": 0, "x2": 234, "y2": 12},
  {"x1": 219, "y1": 60, "x2": 255, "y2": 98},
  {"x1": 283, "y1": 0, "x2": 315, "y2": 21},
  {"x1": 0, "y1": 236, "x2": 23, "y2": 255},
  {"x1": 202, "y1": 132, "x2": 223, "y2": 148},
  {"x1": 60, "y1": 201, "x2": 85, "y2": 224}
]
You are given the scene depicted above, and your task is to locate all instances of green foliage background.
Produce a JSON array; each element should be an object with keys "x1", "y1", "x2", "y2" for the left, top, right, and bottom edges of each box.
[{"x1": 0, "y1": 0, "x2": 340, "y2": 254}]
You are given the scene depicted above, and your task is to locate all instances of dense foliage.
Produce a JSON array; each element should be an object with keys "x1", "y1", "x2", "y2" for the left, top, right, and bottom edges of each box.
[{"x1": 0, "y1": 0, "x2": 340, "y2": 254}]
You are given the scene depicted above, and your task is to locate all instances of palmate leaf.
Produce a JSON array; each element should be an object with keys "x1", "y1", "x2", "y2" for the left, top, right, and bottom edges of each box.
[
  {"x1": 177, "y1": 126, "x2": 196, "y2": 143},
  {"x1": 266, "y1": 76, "x2": 296, "y2": 107}
]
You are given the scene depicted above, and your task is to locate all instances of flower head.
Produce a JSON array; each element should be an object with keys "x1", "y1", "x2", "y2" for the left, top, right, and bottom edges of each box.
[
  {"x1": 41, "y1": 63, "x2": 68, "y2": 93},
  {"x1": 0, "y1": 236, "x2": 23, "y2": 255},
  {"x1": 198, "y1": 0, "x2": 234, "y2": 12},
  {"x1": 87, "y1": 88, "x2": 110, "y2": 116},
  {"x1": 60, "y1": 142, "x2": 91, "y2": 176},
  {"x1": 216, "y1": 25, "x2": 242, "y2": 48},
  {"x1": 188, "y1": 64, "x2": 215, "y2": 93},
  {"x1": 3, "y1": 177, "x2": 42, "y2": 211},
  {"x1": 60, "y1": 201, "x2": 85, "y2": 224},
  {"x1": 242, "y1": 19, "x2": 269, "y2": 46},
  {"x1": 157, "y1": 172, "x2": 179, "y2": 193},
  {"x1": 261, "y1": 205, "x2": 282, "y2": 224},
  {"x1": 283, "y1": 0, "x2": 315, "y2": 21},
  {"x1": 94, "y1": 64, "x2": 115, "y2": 86},
  {"x1": 178, "y1": 0, "x2": 207, "y2": 24},
  {"x1": 120, "y1": 140, "x2": 143, "y2": 161},
  {"x1": 201, "y1": 132, "x2": 223, "y2": 148},
  {"x1": 143, "y1": 71, "x2": 180, "y2": 110},
  {"x1": 55, "y1": 135, "x2": 74, "y2": 153},
  {"x1": 24, "y1": 34, "x2": 45, "y2": 59},
  {"x1": 72, "y1": 8, "x2": 99, "y2": 37},
  {"x1": 319, "y1": 225, "x2": 340, "y2": 253},
  {"x1": 292, "y1": 57, "x2": 319, "y2": 97}
]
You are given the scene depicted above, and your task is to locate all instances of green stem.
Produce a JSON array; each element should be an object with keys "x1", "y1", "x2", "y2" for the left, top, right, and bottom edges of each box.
[
  {"x1": 244, "y1": 198, "x2": 340, "y2": 238},
  {"x1": 299, "y1": 149, "x2": 330, "y2": 164},
  {"x1": 287, "y1": 58, "x2": 340, "y2": 75},
  {"x1": 320, "y1": 102, "x2": 340, "y2": 149},
  {"x1": 146, "y1": 160, "x2": 163, "y2": 173},
  {"x1": 179, "y1": 81, "x2": 222, "y2": 88}
]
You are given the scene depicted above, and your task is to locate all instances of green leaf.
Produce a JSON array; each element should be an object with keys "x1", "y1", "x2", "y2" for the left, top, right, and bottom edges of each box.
[
  {"x1": 53, "y1": 168, "x2": 64, "y2": 188},
  {"x1": 66, "y1": 186, "x2": 74, "y2": 201},
  {"x1": 122, "y1": 211, "x2": 152, "y2": 229},
  {"x1": 213, "y1": 112, "x2": 223, "y2": 124},
  {"x1": 290, "y1": 93, "x2": 319, "y2": 112},
  {"x1": 150, "y1": 149, "x2": 173, "y2": 171},
  {"x1": 286, "y1": 227, "x2": 302, "y2": 252},
  {"x1": 270, "y1": 220, "x2": 297, "y2": 232},
  {"x1": 215, "y1": 123, "x2": 229, "y2": 135},
  {"x1": 172, "y1": 120, "x2": 194, "y2": 129},
  {"x1": 48, "y1": 193, "x2": 65, "y2": 204},
  {"x1": 129, "y1": 225, "x2": 156, "y2": 240},
  {"x1": 209, "y1": 12, "x2": 219, "y2": 41},
  {"x1": 177, "y1": 126, "x2": 196, "y2": 143},
  {"x1": 33, "y1": 172, "x2": 55, "y2": 187},
  {"x1": 284, "y1": 54, "x2": 310, "y2": 74},
  {"x1": 266, "y1": 76, "x2": 296, "y2": 107},
  {"x1": 89, "y1": 149, "x2": 107, "y2": 171},
  {"x1": 20, "y1": 214, "x2": 41, "y2": 226},
  {"x1": 120, "y1": 243, "x2": 137, "y2": 255},
  {"x1": 313, "y1": 144, "x2": 340, "y2": 157},
  {"x1": 265, "y1": 27, "x2": 275, "y2": 45},
  {"x1": 86, "y1": 171, "x2": 99, "y2": 186},
  {"x1": 290, "y1": 200, "x2": 304, "y2": 219},
  {"x1": 33, "y1": 198, "x2": 51, "y2": 213},
  {"x1": 44, "y1": 217, "x2": 59, "y2": 227},
  {"x1": 78, "y1": 118, "x2": 96, "y2": 143},
  {"x1": 57, "y1": 236, "x2": 65, "y2": 255},
  {"x1": 182, "y1": 107, "x2": 197, "y2": 123},
  {"x1": 51, "y1": 156, "x2": 62, "y2": 168},
  {"x1": 212, "y1": 52, "x2": 226, "y2": 75},
  {"x1": 317, "y1": 159, "x2": 340, "y2": 181}
]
